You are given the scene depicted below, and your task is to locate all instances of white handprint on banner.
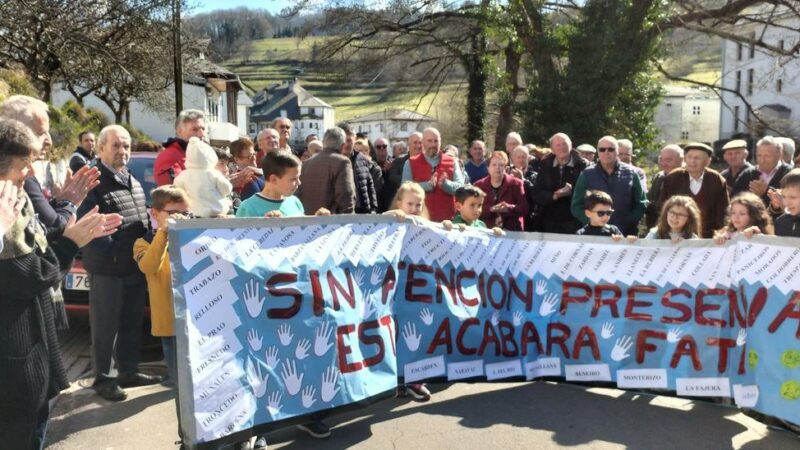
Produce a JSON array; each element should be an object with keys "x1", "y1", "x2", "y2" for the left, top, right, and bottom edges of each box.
[
  {"x1": 513, "y1": 311, "x2": 524, "y2": 327},
  {"x1": 301, "y1": 385, "x2": 317, "y2": 408},
  {"x1": 265, "y1": 346, "x2": 280, "y2": 370},
  {"x1": 243, "y1": 279, "x2": 265, "y2": 318},
  {"x1": 601, "y1": 322, "x2": 615, "y2": 339},
  {"x1": 321, "y1": 366, "x2": 341, "y2": 402},
  {"x1": 736, "y1": 329, "x2": 747, "y2": 347},
  {"x1": 490, "y1": 310, "x2": 500, "y2": 326},
  {"x1": 266, "y1": 392, "x2": 282, "y2": 416},
  {"x1": 245, "y1": 357, "x2": 268, "y2": 398},
  {"x1": 354, "y1": 267, "x2": 366, "y2": 286},
  {"x1": 370, "y1": 266, "x2": 384, "y2": 285},
  {"x1": 610, "y1": 336, "x2": 634, "y2": 361},
  {"x1": 280, "y1": 360, "x2": 304, "y2": 396},
  {"x1": 667, "y1": 327, "x2": 683, "y2": 343},
  {"x1": 360, "y1": 297, "x2": 377, "y2": 320},
  {"x1": 314, "y1": 322, "x2": 334, "y2": 356},
  {"x1": 247, "y1": 329, "x2": 263, "y2": 352},
  {"x1": 539, "y1": 293, "x2": 559, "y2": 317},
  {"x1": 277, "y1": 324, "x2": 293, "y2": 346},
  {"x1": 295, "y1": 339, "x2": 311, "y2": 360},
  {"x1": 402, "y1": 322, "x2": 421, "y2": 352},
  {"x1": 420, "y1": 308, "x2": 434, "y2": 326},
  {"x1": 535, "y1": 279, "x2": 547, "y2": 296}
]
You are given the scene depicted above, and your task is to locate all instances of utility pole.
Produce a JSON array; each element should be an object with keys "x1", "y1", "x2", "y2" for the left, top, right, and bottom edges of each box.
[{"x1": 173, "y1": 0, "x2": 183, "y2": 115}]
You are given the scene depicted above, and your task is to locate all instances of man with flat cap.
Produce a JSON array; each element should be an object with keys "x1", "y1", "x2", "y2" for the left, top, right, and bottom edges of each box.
[
  {"x1": 660, "y1": 142, "x2": 728, "y2": 238},
  {"x1": 576, "y1": 144, "x2": 596, "y2": 163},
  {"x1": 720, "y1": 139, "x2": 753, "y2": 196}
]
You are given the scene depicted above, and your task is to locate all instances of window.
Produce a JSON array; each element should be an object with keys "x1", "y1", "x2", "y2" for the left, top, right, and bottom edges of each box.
[
  {"x1": 681, "y1": 131, "x2": 689, "y2": 140},
  {"x1": 737, "y1": 42, "x2": 743, "y2": 61},
  {"x1": 777, "y1": 79, "x2": 783, "y2": 93},
  {"x1": 300, "y1": 122, "x2": 304, "y2": 129},
  {"x1": 747, "y1": 69, "x2": 754, "y2": 95},
  {"x1": 779, "y1": 40, "x2": 785, "y2": 50},
  {"x1": 749, "y1": 32, "x2": 756, "y2": 58},
  {"x1": 400, "y1": 122, "x2": 408, "y2": 132},
  {"x1": 734, "y1": 106, "x2": 740, "y2": 132},
  {"x1": 735, "y1": 71, "x2": 741, "y2": 93},
  {"x1": 692, "y1": 106, "x2": 701, "y2": 115}
]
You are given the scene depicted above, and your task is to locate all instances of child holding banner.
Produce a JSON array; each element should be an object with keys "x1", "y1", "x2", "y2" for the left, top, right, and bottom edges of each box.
[
  {"x1": 576, "y1": 190, "x2": 629, "y2": 240},
  {"x1": 644, "y1": 195, "x2": 701, "y2": 241},
  {"x1": 769, "y1": 169, "x2": 800, "y2": 237},
  {"x1": 384, "y1": 181, "x2": 429, "y2": 221},
  {"x1": 444, "y1": 185, "x2": 504, "y2": 236},
  {"x1": 714, "y1": 192, "x2": 774, "y2": 244}
]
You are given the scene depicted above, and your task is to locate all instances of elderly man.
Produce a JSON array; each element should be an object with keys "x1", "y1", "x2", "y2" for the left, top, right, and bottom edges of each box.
[
  {"x1": 530, "y1": 133, "x2": 588, "y2": 233},
  {"x1": 465, "y1": 139, "x2": 489, "y2": 182},
  {"x1": 154, "y1": 109, "x2": 206, "y2": 186},
  {"x1": 645, "y1": 144, "x2": 684, "y2": 228},
  {"x1": 255, "y1": 127, "x2": 281, "y2": 167},
  {"x1": 296, "y1": 127, "x2": 356, "y2": 214},
  {"x1": 392, "y1": 140, "x2": 408, "y2": 158},
  {"x1": 385, "y1": 132, "x2": 422, "y2": 210},
  {"x1": 273, "y1": 117, "x2": 294, "y2": 154},
  {"x1": 777, "y1": 137, "x2": 796, "y2": 167},
  {"x1": 505, "y1": 132, "x2": 523, "y2": 154},
  {"x1": 374, "y1": 137, "x2": 392, "y2": 172},
  {"x1": 571, "y1": 135, "x2": 646, "y2": 235},
  {"x1": 732, "y1": 136, "x2": 791, "y2": 208},
  {"x1": 659, "y1": 143, "x2": 728, "y2": 238},
  {"x1": 79, "y1": 125, "x2": 161, "y2": 401},
  {"x1": 576, "y1": 143, "x2": 596, "y2": 163},
  {"x1": 720, "y1": 139, "x2": 753, "y2": 195},
  {"x1": 70, "y1": 131, "x2": 96, "y2": 172},
  {"x1": 402, "y1": 127, "x2": 465, "y2": 221},
  {"x1": 618, "y1": 139, "x2": 648, "y2": 193}
]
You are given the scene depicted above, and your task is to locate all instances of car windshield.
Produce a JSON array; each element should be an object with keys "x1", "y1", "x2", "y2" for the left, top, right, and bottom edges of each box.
[{"x1": 127, "y1": 156, "x2": 156, "y2": 206}]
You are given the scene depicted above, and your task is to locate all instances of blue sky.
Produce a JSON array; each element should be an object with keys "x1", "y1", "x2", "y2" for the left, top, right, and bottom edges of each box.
[{"x1": 189, "y1": 0, "x2": 295, "y2": 15}]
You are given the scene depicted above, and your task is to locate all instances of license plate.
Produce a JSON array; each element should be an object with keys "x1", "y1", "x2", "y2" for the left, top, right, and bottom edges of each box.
[{"x1": 65, "y1": 271, "x2": 91, "y2": 291}]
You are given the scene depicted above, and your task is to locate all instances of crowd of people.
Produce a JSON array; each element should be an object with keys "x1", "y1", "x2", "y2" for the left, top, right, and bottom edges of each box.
[{"x1": 2, "y1": 95, "x2": 800, "y2": 449}]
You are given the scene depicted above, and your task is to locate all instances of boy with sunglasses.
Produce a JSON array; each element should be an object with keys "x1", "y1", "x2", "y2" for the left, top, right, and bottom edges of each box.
[{"x1": 576, "y1": 190, "x2": 624, "y2": 239}]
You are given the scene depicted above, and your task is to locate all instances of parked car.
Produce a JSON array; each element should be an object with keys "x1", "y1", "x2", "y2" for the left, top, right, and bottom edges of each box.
[{"x1": 63, "y1": 152, "x2": 158, "y2": 316}]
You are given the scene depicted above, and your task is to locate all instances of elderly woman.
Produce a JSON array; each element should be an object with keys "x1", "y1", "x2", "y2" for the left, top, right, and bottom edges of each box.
[
  {"x1": 0, "y1": 118, "x2": 116, "y2": 448},
  {"x1": 508, "y1": 145, "x2": 540, "y2": 231},
  {"x1": 473, "y1": 151, "x2": 528, "y2": 231}
]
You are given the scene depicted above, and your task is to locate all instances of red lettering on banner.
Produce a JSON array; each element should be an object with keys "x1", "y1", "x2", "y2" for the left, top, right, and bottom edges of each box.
[
  {"x1": 572, "y1": 326, "x2": 600, "y2": 360},
  {"x1": 406, "y1": 264, "x2": 433, "y2": 303},
  {"x1": 265, "y1": 273, "x2": 302, "y2": 319},
  {"x1": 509, "y1": 278, "x2": 533, "y2": 312},
  {"x1": 625, "y1": 285, "x2": 656, "y2": 321},
  {"x1": 661, "y1": 288, "x2": 692, "y2": 324},
  {"x1": 379, "y1": 315, "x2": 396, "y2": 356},
  {"x1": 381, "y1": 265, "x2": 396, "y2": 305},
  {"x1": 521, "y1": 321, "x2": 544, "y2": 356},
  {"x1": 591, "y1": 285, "x2": 622, "y2": 318},
  {"x1": 745, "y1": 286, "x2": 767, "y2": 327},
  {"x1": 561, "y1": 282, "x2": 591, "y2": 315},
  {"x1": 768, "y1": 291, "x2": 800, "y2": 338},
  {"x1": 328, "y1": 269, "x2": 356, "y2": 310},
  {"x1": 456, "y1": 318, "x2": 480, "y2": 355},
  {"x1": 337, "y1": 315, "x2": 394, "y2": 373},
  {"x1": 359, "y1": 320, "x2": 385, "y2": 368},
  {"x1": 706, "y1": 337, "x2": 736, "y2": 373},
  {"x1": 738, "y1": 344, "x2": 746, "y2": 375},
  {"x1": 478, "y1": 321, "x2": 501, "y2": 356},
  {"x1": 547, "y1": 323, "x2": 571, "y2": 358},
  {"x1": 336, "y1": 324, "x2": 360, "y2": 373},
  {"x1": 428, "y1": 318, "x2": 453, "y2": 354},
  {"x1": 498, "y1": 321, "x2": 519, "y2": 357},
  {"x1": 695, "y1": 288, "x2": 726, "y2": 327},
  {"x1": 310, "y1": 270, "x2": 325, "y2": 316},
  {"x1": 670, "y1": 335, "x2": 702, "y2": 371},
  {"x1": 726, "y1": 289, "x2": 746, "y2": 328},
  {"x1": 487, "y1": 274, "x2": 507, "y2": 310},
  {"x1": 456, "y1": 270, "x2": 479, "y2": 307},
  {"x1": 434, "y1": 268, "x2": 457, "y2": 305},
  {"x1": 636, "y1": 329, "x2": 666, "y2": 363}
]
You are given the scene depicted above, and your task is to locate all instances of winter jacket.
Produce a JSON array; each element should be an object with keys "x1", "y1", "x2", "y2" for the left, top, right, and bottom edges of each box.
[
  {"x1": 174, "y1": 137, "x2": 232, "y2": 217},
  {"x1": 530, "y1": 151, "x2": 588, "y2": 234},
  {"x1": 351, "y1": 152, "x2": 378, "y2": 214},
  {"x1": 474, "y1": 173, "x2": 529, "y2": 231},
  {"x1": 154, "y1": 137, "x2": 188, "y2": 186}
]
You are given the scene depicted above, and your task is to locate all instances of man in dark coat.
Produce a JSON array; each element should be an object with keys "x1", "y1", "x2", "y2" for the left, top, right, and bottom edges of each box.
[{"x1": 732, "y1": 136, "x2": 792, "y2": 220}]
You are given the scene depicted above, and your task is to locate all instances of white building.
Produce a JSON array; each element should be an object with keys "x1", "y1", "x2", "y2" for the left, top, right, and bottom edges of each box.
[
  {"x1": 347, "y1": 109, "x2": 436, "y2": 142},
  {"x1": 52, "y1": 59, "x2": 251, "y2": 145},
  {"x1": 654, "y1": 85, "x2": 720, "y2": 145},
  {"x1": 719, "y1": 9, "x2": 800, "y2": 140},
  {"x1": 249, "y1": 80, "x2": 335, "y2": 147}
]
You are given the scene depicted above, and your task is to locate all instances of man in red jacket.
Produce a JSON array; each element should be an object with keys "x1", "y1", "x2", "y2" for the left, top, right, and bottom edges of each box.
[
  {"x1": 154, "y1": 109, "x2": 206, "y2": 186},
  {"x1": 402, "y1": 127, "x2": 464, "y2": 222}
]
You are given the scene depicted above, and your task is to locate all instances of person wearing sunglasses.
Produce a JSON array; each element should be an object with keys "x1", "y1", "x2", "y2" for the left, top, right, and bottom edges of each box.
[
  {"x1": 272, "y1": 117, "x2": 295, "y2": 155},
  {"x1": 576, "y1": 190, "x2": 625, "y2": 240},
  {"x1": 571, "y1": 135, "x2": 647, "y2": 236}
]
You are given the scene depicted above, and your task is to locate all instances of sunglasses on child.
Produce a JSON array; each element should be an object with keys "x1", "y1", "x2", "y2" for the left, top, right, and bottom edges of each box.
[{"x1": 593, "y1": 209, "x2": 614, "y2": 217}]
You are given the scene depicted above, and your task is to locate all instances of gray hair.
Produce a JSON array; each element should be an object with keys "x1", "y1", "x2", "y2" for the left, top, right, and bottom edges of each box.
[
  {"x1": 776, "y1": 137, "x2": 796, "y2": 161},
  {"x1": 174, "y1": 109, "x2": 205, "y2": 130},
  {"x1": 98, "y1": 124, "x2": 131, "y2": 147},
  {"x1": 756, "y1": 135, "x2": 782, "y2": 154},
  {"x1": 408, "y1": 131, "x2": 422, "y2": 140},
  {"x1": 598, "y1": 135, "x2": 618, "y2": 150},
  {"x1": 661, "y1": 144, "x2": 684, "y2": 159},
  {"x1": 506, "y1": 132, "x2": 522, "y2": 145},
  {"x1": 272, "y1": 117, "x2": 292, "y2": 128},
  {"x1": 512, "y1": 145, "x2": 530, "y2": 158},
  {"x1": 323, "y1": 127, "x2": 346, "y2": 151},
  {"x1": 0, "y1": 95, "x2": 49, "y2": 127},
  {"x1": 0, "y1": 118, "x2": 37, "y2": 176},
  {"x1": 392, "y1": 141, "x2": 407, "y2": 153},
  {"x1": 618, "y1": 139, "x2": 633, "y2": 151},
  {"x1": 549, "y1": 132, "x2": 572, "y2": 150}
]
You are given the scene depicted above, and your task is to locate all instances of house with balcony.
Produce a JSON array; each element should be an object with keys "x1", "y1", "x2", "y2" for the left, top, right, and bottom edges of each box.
[
  {"x1": 249, "y1": 80, "x2": 335, "y2": 147},
  {"x1": 347, "y1": 109, "x2": 436, "y2": 142},
  {"x1": 718, "y1": 8, "x2": 799, "y2": 141},
  {"x1": 52, "y1": 57, "x2": 251, "y2": 145}
]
